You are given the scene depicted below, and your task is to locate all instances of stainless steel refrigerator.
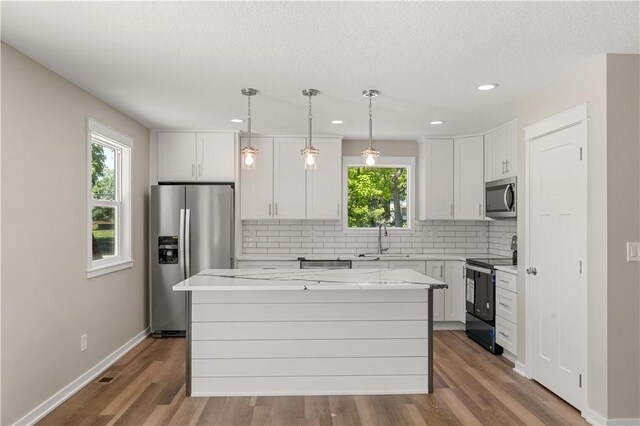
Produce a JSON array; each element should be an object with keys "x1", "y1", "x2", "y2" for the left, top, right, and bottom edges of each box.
[{"x1": 150, "y1": 185, "x2": 234, "y2": 335}]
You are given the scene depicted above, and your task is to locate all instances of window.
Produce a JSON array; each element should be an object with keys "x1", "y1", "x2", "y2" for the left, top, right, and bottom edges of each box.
[
  {"x1": 87, "y1": 118, "x2": 133, "y2": 277},
  {"x1": 343, "y1": 156, "x2": 415, "y2": 230}
]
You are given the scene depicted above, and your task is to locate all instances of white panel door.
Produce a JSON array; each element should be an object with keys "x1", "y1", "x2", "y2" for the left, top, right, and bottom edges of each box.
[
  {"x1": 240, "y1": 137, "x2": 274, "y2": 220},
  {"x1": 444, "y1": 261, "x2": 465, "y2": 322},
  {"x1": 157, "y1": 132, "x2": 197, "y2": 182},
  {"x1": 454, "y1": 136, "x2": 484, "y2": 219},
  {"x1": 529, "y1": 121, "x2": 586, "y2": 410},
  {"x1": 418, "y1": 139, "x2": 454, "y2": 220},
  {"x1": 273, "y1": 138, "x2": 307, "y2": 219},
  {"x1": 306, "y1": 138, "x2": 342, "y2": 219},
  {"x1": 197, "y1": 133, "x2": 235, "y2": 182},
  {"x1": 425, "y1": 261, "x2": 444, "y2": 321}
]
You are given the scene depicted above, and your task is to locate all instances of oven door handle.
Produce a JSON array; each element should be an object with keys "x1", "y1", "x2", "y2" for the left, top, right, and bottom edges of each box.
[{"x1": 465, "y1": 264, "x2": 494, "y2": 275}]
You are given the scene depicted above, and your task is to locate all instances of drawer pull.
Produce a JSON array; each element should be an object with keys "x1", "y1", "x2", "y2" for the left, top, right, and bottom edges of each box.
[
  {"x1": 499, "y1": 302, "x2": 510, "y2": 307},
  {"x1": 499, "y1": 331, "x2": 510, "y2": 338}
]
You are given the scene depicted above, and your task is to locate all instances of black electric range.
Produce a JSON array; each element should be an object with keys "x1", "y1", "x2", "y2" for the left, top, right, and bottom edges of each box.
[{"x1": 464, "y1": 256, "x2": 515, "y2": 354}]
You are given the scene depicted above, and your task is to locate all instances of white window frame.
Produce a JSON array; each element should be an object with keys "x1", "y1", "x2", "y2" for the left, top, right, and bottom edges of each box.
[
  {"x1": 342, "y1": 156, "x2": 416, "y2": 233},
  {"x1": 87, "y1": 118, "x2": 134, "y2": 278}
]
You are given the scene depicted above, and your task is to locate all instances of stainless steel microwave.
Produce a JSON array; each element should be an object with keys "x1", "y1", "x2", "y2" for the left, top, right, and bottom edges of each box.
[{"x1": 485, "y1": 177, "x2": 516, "y2": 218}]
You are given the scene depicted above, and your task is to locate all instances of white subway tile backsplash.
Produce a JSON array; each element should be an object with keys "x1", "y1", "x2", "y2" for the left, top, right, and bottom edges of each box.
[{"x1": 240, "y1": 219, "x2": 518, "y2": 258}]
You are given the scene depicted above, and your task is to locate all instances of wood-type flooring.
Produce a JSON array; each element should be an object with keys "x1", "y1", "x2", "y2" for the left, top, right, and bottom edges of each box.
[{"x1": 39, "y1": 331, "x2": 587, "y2": 425}]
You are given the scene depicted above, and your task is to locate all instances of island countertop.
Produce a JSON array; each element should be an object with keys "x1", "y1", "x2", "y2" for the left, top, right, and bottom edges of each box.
[{"x1": 172, "y1": 268, "x2": 448, "y2": 292}]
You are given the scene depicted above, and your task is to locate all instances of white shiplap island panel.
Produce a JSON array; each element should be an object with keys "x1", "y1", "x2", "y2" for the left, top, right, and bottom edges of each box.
[{"x1": 173, "y1": 268, "x2": 446, "y2": 397}]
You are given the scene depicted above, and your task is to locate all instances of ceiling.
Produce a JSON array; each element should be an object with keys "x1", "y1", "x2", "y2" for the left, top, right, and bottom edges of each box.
[{"x1": 1, "y1": 1, "x2": 638, "y2": 139}]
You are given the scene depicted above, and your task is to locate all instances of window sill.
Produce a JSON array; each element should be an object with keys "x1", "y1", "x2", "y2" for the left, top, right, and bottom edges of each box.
[{"x1": 87, "y1": 260, "x2": 133, "y2": 279}]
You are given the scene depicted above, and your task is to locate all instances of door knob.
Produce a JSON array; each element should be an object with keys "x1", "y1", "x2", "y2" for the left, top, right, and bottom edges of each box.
[{"x1": 526, "y1": 267, "x2": 537, "y2": 275}]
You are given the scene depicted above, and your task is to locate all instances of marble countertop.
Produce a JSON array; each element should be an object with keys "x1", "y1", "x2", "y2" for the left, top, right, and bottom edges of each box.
[
  {"x1": 236, "y1": 254, "x2": 479, "y2": 262},
  {"x1": 495, "y1": 265, "x2": 518, "y2": 274},
  {"x1": 173, "y1": 268, "x2": 448, "y2": 292}
]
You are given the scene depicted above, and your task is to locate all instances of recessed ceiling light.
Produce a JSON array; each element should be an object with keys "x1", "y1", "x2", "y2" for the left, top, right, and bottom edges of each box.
[
  {"x1": 230, "y1": 118, "x2": 243, "y2": 123},
  {"x1": 331, "y1": 120, "x2": 344, "y2": 124},
  {"x1": 477, "y1": 83, "x2": 499, "y2": 91},
  {"x1": 430, "y1": 120, "x2": 444, "y2": 125}
]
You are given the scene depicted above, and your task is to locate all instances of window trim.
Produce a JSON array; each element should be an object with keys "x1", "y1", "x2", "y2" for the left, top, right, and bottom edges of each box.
[
  {"x1": 87, "y1": 118, "x2": 134, "y2": 278},
  {"x1": 342, "y1": 156, "x2": 416, "y2": 233}
]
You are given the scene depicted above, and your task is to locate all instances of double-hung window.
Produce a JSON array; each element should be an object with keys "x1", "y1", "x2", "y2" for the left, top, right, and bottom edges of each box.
[{"x1": 87, "y1": 118, "x2": 133, "y2": 277}]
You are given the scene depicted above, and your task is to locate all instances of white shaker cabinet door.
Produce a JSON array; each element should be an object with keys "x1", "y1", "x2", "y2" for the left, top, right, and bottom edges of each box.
[
  {"x1": 425, "y1": 261, "x2": 445, "y2": 321},
  {"x1": 388, "y1": 260, "x2": 426, "y2": 274},
  {"x1": 306, "y1": 138, "x2": 342, "y2": 220},
  {"x1": 157, "y1": 132, "x2": 197, "y2": 182},
  {"x1": 197, "y1": 133, "x2": 236, "y2": 182},
  {"x1": 444, "y1": 261, "x2": 465, "y2": 322},
  {"x1": 240, "y1": 137, "x2": 274, "y2": 220},
  {"x1": 454, "y1": 136, "x2": 485, "y2": 219},
  {"x1": 418, "y1": 139, "x2": 454, "y2": 220},
  {"x1": 273, "y1": 138, "x2": 307, "y2": 219}
]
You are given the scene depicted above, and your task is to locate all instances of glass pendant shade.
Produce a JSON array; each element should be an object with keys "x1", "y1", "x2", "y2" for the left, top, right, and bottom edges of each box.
[
  {"x1": 361, "y1": 89, "x2": 380, "y2": 167},
  {"x1": 302, "y1": 89, "x2": 320, "y2": 169},
  {"x1": 240, "y1": 88, "x2": 258, "y2": 170}
]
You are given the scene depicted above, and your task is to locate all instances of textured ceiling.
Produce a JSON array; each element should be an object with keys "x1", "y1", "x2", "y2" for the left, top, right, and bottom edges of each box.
[{"x1": 2, "y1": 1, "x2": 638, "y2": 139}]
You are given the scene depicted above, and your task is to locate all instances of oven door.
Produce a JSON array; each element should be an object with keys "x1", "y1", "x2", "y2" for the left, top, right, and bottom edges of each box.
[{"x1": 465, "y1": 264, "x2": 495, "y2": 324}]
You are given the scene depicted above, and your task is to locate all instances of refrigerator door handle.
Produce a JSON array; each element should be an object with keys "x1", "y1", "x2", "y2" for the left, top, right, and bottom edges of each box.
[
  {"x1": 179, "y1": 208, "x2": 186, "y2": 280},
  {"x1": 185, "y1": 209, "x2": 191, "y2": 278}
]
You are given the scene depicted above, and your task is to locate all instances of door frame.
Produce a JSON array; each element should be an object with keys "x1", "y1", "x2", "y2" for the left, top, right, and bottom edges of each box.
[{"x1": 524, "y1": 103, "x2": 588, "y2": 410}]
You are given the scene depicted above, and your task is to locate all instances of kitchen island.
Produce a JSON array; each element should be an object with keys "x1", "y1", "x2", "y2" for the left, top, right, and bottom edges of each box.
[{"x1": 173, "y1": 268, "x2": 446, "y2": 397}]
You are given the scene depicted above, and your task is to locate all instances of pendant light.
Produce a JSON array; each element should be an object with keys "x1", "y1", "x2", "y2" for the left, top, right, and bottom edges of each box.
[
  {"x1": 361, "y1": 89, "x2": 380, "y2": 166},
  {"x1": 301, "y1": 89, "x2": 320, "y2": 169},
  {"x1": 240, "y1": 88, "x2": 258, "y2": 169}
]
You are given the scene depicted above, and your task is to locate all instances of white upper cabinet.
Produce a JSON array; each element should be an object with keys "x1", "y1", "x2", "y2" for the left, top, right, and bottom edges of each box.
[
  {"x1": 484, "y1": 119, "x2": 517, "y2": 182},
  {"x1": 306, "y1": 138, "x2": 342, "y2": 220},
  {"x1": 454, "y1": 135, "x2": 484, "y2": 220},
  {"x1": 157, "y1": 132, "x2": 235, "y2": 182},
  {"x1": 240, "y1": 137, "x2": 274, "y2": 220},
  {"x1": 273, "y1": 138, "x2": 306, "y2": 219},
  {"x1": 240, "y1": 136, "x2": 343, "y2": 220},
  {"x1": 418, "y1": 139, "x2": 454, "y2": 220}
]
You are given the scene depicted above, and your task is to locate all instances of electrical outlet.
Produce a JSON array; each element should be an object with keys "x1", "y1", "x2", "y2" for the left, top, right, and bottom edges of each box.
[
  {"x1": 81, "y1": 333, "x2": 88, "y2": 352},
  {"x1": 627, "y1": 242, "x2": 640, "y2": 262}
]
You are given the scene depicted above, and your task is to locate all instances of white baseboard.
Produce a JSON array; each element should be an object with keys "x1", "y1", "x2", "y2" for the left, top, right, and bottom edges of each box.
[
  {"x1": 513, "y1": 361, "x2": 529, "y2": 378},
  {"x1": 433, "y1": 321, "x2": 465, "y2": 331},
  {"x1": 14, "y1": 327, "x2": 150, "y2": 426},
  {"x1": 501, "y1": 350, "x2": 516, "y2": 363},
  {"x1": 584, "y1": 408, "x2": 608, "y2": 425}
]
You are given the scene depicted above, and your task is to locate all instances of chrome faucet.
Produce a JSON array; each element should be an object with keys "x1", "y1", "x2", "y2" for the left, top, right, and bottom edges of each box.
[{"x1": 378, "y1": 222, "x2": 389, "y2": 254}]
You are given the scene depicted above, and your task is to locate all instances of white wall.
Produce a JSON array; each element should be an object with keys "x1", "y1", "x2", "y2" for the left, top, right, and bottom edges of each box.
[
  {"x1": 518, "y1": 53, "x2": 640, "y2": 421},
  {"x1": 1, "y1": 43, "x2": 150, "y2": 424}
]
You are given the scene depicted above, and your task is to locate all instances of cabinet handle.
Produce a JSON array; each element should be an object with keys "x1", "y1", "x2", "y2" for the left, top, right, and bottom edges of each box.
[
  {"x1": 198, "y1": 164, "x2": 202, "y2": 176},
  {"x1": 505, "y1": 159, "x2": 509, "y2": 173},
  {"x1": 478, "y1": 203, "x2": 482, "y2": 217},
  {"x1": 499, "y1": 331, "x2": 510, "y2": 338},
  {"x1": 440, "y1": 264, "x2": 443, "y2": 277},
  {"x1": 337, "y1": 203, "x2": 340, "y2": 216},
  {"x1": 275, "y1": 203, "x2": 278, "y2": 216},
  {"x1": 502, "y1": 160, "x2": 506, "y2": 174},
  {"x1": 268, "y1": 203, "x2": 272, "y2": 216},
  {"x1": 450, "y1": 204, "x2": 454, "y2": 218},
  {"x1": 191, "y1": 164, "x2": 195, "y2": 177},
  {"x1": 499, "y1": 302, "x2": 509, "y2": 307}
]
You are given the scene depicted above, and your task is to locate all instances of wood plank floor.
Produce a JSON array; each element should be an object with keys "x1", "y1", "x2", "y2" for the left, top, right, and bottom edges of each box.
[{"x1": 39, "y1": 331, "x2": 587, "y2": 425}]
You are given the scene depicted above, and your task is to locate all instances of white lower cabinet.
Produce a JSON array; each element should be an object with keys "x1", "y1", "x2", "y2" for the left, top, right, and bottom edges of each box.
[
  {"x1": 495, "y1": 269, "x2": 518, "y2": 356},
  {"x1": 388, "y1": 260, "x2": 426, "y2": 274},
  {"x1": 236, "y1": 260, "x2": 300, "y2": 270},
  {"x1": 425, "y1": 260, "x2": 465, "y2": 323},
  {"x1": 351, "y1": 260, "x2": 389, "y2": 269}
]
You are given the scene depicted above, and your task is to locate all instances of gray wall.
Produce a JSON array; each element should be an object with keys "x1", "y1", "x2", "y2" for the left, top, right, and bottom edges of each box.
[
  {"x1": 517, "y1": 53, "x2": 640, "y2": 420},
  {"x1": 1, "y1": 44, "x2": 150, "y2": 424},
  {"x1": 605, "y1": 53, "x2": 640, "y2": 420}
]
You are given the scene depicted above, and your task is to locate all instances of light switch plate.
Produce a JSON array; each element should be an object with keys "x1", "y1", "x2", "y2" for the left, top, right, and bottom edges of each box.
[{"x1": 627, "y1": 242, "x2": 640, "y2": 262}]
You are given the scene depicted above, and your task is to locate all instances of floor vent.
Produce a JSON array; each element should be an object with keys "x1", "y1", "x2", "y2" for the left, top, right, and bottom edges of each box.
[{"x1": 97, "y1": 376, "x2": 115, "y2": 384}]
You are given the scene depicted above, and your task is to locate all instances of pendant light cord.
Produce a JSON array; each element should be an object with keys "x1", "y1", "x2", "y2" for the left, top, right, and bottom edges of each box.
[
  {"x1": 247, "y1": 94, "x2": 252, "y2": 147},
  {"x1": 368, "y1": 94, "x2": 373, "y2": 150},
  {"x1": 307, "y1": 93, "x2": 313, "y2": 149}
]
